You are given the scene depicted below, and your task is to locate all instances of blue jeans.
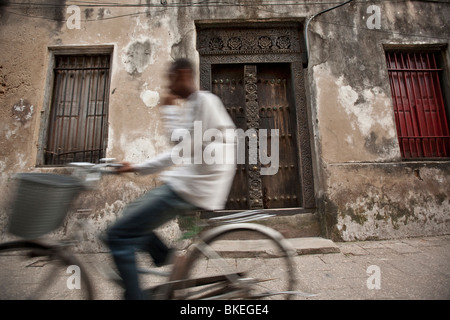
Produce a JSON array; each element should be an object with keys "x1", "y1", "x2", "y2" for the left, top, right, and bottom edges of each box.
[{"x1": 106, "y1": 184, "x2": 198, "y2": 300}]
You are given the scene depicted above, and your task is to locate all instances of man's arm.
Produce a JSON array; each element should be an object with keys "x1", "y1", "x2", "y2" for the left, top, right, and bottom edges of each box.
[
  {"x1": 124, "y1": 151, "x2": 173, "y2": 175},
  {"x1": 116, "y1": 93, "x2": 179, "y2": 175}
]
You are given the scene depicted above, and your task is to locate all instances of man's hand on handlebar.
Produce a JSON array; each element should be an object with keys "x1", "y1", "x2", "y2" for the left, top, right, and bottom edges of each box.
[{"x1": 115, "y1": 161, "x2": 136, "y2": 173}]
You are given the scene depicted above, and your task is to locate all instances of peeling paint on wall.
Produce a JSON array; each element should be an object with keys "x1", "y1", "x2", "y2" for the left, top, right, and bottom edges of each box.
[
  {"x1": 12, "y1": 99, "x2": 34, "y2": 124},
  {"x1": 337, "y1": 192, "x2": 450, "y2": 241},
  {"x1": 140, "y1": 83, "x2": 160, "y2": 108},
  {"x1": 313, "y1": 62, "x2": 400, "y2": 162},
  {"x1": 323, "y1": 163, "x2": 450, "y2": 241},
  {"x1": 122, "y1": 39, "x2": 155, "y2": 75},
  {"x1": 338, "y1": 82, "x2": 393, "y2": 138}
]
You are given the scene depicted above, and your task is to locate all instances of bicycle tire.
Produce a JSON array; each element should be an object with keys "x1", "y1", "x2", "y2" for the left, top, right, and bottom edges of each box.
[
  {"x1": 164, "y1": 223, "x2": 297, "y2": 300},
  {"x1": 0, "y1": 240, "x2": 94, "y2": 300}
]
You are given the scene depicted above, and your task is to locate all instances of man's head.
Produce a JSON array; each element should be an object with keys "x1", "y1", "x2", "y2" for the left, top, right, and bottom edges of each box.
[{"x1": 167, "y1": 58, "x2": 196, "y2": 99}]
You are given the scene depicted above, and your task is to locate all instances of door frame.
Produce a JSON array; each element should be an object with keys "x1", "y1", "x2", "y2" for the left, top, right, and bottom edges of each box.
[{"x1": 196, "y1": 19, "x2": 315, "y2": 213}]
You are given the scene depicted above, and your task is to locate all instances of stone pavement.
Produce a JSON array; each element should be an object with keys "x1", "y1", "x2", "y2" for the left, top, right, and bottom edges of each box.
[
  {"x1": 0, "y1": 235, "x2": 449, "y2": 300},
  {"x1": 293, "y1": 235, "x2": 450, "y2": 299}
]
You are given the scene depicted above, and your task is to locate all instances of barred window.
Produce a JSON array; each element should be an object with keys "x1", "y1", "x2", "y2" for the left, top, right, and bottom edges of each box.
[
  {"x1": 45, "y1": 54, "x2": 111, "y2": 165},
  {"x1": 386, "y1": 50, "x2": 450, "y2": 159}
]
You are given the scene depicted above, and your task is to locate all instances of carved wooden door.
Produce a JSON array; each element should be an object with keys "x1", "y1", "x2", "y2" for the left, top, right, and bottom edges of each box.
[{"x1": 212, "y1": 63, "x2": 302, "y2": 210}]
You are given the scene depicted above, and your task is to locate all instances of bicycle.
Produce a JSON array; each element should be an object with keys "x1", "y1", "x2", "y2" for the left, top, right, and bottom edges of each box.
[{"x1": 0, "y1": 160, "x2": 305, "y2": 300}]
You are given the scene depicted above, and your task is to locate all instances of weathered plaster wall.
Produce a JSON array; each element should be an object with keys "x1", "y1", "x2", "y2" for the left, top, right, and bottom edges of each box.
[
  {"x1": 308, "y1": 1, "x2": 450, "y2": 240},
  {"x1": 0, "y1": 0, "x2": 323, "y2": 250},
  {"x1": 0, "y1": 1, "x2": 449, "y2": 248},
  {"x1": 321, "y1": 163, "x2": 450, "y2": 241}
]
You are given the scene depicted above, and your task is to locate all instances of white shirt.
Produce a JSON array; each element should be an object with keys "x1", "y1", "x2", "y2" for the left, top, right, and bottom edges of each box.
[{"x1": 133, "y1": 91, "x2": 236, "y2": 211}]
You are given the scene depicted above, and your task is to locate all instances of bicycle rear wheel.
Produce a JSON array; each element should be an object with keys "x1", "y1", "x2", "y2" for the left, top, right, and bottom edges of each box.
[
  {"x1": 0, "y1": 240, "x2": 94, "y2": 300},
  {"x1": 166, "y1": 223, "x2": 297, "y2": 300}
]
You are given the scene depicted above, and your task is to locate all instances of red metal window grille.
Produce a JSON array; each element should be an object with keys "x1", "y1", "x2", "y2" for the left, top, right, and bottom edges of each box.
[
  {"x1": 45, "y1": 54, "x2": 111, "y2": 165},
  {"x1": 386, "y1": 51, "x2": 450, "y2": 159}
]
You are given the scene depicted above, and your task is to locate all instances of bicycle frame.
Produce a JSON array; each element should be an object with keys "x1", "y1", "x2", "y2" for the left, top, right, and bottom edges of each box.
[{"x1": 1, "y1": 160, "x2": 307, "y2": 300}]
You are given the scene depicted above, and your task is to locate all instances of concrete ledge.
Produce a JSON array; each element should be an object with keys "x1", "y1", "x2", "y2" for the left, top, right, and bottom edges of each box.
[
  {"x1": 288, "y1": 237, "x2": 340, "y2": 255},
  {"x1": 203, "y1": 237, "x2": 340, "y2": 258}
]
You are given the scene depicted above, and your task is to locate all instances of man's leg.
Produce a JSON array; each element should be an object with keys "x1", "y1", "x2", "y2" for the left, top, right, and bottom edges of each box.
[
  {"x1": 138, "y1": 231, "x2": 173, "y2": 267},
  {"x1": 106, "y1": 184, "x2": 197, "y2": 299}
]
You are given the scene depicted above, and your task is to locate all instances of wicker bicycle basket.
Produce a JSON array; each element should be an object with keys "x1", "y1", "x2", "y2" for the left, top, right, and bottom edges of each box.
[{"x1": 8, "y1": 173, "x2": 84, "y2": 239}]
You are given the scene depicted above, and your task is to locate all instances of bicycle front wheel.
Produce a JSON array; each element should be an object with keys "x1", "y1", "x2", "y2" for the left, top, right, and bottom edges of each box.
[
  {"x1": 168, "y1": 223, "x2": 297, "y2": 300},
  {"x1": 0, "y1": 240, "x2": 94, "y2": 300}
]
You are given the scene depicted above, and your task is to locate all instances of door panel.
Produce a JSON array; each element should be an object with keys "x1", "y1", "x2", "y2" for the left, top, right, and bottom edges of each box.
[
  {"x1": 211, "y1": 65, "x2": 248, "y2": 210},
  {"x1": 211, "y1": 63, "x2": 302, "y2": 210},
  {"x1": 257, "y1": 64, "x2": 302, "y2": 208}
]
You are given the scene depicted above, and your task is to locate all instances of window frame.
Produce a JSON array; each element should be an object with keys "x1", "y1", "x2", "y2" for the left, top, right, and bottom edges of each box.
[
  {"x1": 37, "y1": 46, "x2": 114, "y2": 166},
  {"x1": 384, "y1": 45, "x2": 450, "y2": 160}
]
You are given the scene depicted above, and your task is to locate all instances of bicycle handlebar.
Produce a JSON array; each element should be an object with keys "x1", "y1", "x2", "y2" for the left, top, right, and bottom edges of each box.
[
  {"x1": 70, "y1": 162, "x2": 122, "y2": 170},
  {"x1": 68, "y1": 159, "x2": 123, "y2": 188},
  {"x1": 69, "y1": 158, "x2": 123, "y2": 171}
]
